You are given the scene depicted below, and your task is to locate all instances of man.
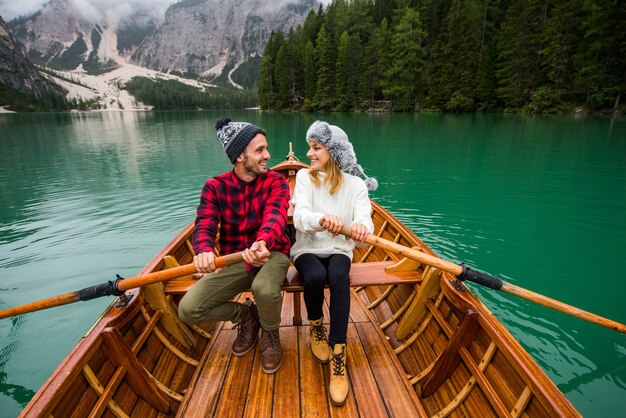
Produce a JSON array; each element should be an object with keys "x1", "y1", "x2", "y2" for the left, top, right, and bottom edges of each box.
[{"x1": 178, "y1": 117, "x2": 291, "y2": 374}]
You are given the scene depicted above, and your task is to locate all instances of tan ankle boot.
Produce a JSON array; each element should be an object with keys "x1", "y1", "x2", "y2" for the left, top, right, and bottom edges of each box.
[
  {"x1": 329, "y1": 343, "x2": 348, "y2": 406},
  {"x1": 309, "y1": 318, "x2": 332, "y2": 363}
]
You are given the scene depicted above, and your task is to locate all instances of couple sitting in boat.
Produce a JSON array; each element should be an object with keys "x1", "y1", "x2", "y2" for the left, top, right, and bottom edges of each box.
[{"x1": 177, "y1": 117, "x2": 377, "y2": 406}]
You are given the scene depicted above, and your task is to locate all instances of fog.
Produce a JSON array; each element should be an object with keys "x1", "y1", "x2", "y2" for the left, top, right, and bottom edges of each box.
[
  {"x1": 0, "y1": 0, "x2": 330, "y2": 23},
  {"x1": 0, "y1": 0, "x2": 174, "y2": 23}
]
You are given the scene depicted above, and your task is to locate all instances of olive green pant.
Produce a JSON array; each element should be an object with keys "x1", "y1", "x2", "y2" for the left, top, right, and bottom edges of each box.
[{"x1": 178, "y1": 252, "x2": 290, "y2": 331}]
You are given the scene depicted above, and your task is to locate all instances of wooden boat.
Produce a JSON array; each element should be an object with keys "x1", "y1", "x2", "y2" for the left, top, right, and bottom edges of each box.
[{"x1": 19, "y1": 156, "x2": 580, "y2": 417}]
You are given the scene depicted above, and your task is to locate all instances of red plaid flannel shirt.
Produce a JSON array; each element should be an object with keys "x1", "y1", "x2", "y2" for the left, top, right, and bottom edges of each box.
[{"x1": 193, "y1": 169, "x2": 291, "y2": 262}]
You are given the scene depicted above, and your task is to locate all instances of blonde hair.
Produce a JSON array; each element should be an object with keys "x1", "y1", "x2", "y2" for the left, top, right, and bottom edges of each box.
[{"x1": 309, "y1": 152, "x2": 343, "y2": 195}]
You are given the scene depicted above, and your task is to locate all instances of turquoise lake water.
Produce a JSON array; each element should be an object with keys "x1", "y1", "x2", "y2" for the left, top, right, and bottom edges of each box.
[{"x1": 0, "y1": 111, "x2": 625, "y2": 417}]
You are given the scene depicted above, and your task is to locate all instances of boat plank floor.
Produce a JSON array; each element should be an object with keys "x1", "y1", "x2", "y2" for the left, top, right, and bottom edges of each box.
[{"x1": 177, "y1": 291, "x2": 427, "y2": 417}]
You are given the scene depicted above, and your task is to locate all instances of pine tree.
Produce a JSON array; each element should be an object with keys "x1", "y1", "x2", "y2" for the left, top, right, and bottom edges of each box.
[
  {"x1": 259, "y1": 53, "x2": 275, "y2": 109},
  {"x1": 275, "y1": 45, "x2": 291, "y2": 109},
  {"x1": 301, "y1": 8, "x2": 323, "y2": 46},
  {"x1": 335, "y1": 31, "x2": 351, "y2": 110},
  {"x1": 302, "y1": 40, "x2": 318, "y2": 109},
  {"x1": 361, "y1": 18, "x2": 391, "y2": 107},
  {"x1": 573, "y1": 0, "x2": 626, "y2": 111},
  {"x1": 535, "y1": 0, "x2": 582, "y2": 110},
  {"x1": 343, "y1": 0, "x2": 376, "y2": 44},
  {"x1": 259, "y1": 31, "x2": 285, "y2": 110},
  {"x1": 496, "y1": 0, "x2": 549, "y2": 109},
  {"x1": 329, "y1": 0, "x2": 351, "y2": 38},
  {"x1": 274, "y1": 31, "x2": 304, "y2": 110},
  {"x1": 473, "y1": 0, "x2": 504, "y2": 110},
  {"x1": 382, "y1": 7, "x2": 425, "y2": 111},
  {"x1": 414, "y1": 0, "x2": 449, "y2": 54},
  {"x1": 427, "y1": 0, "x2": 484, "y2": 110},
  {"x1": 373, "y1": 0, "x2": 400, "y2": 24},
  {"x1": 314, "y1": 24, "x2": 336, "y2": 110}
]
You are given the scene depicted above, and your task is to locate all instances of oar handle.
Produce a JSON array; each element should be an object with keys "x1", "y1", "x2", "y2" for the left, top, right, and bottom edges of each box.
[
  {"x1": 0, "y1": 251, "x2": 245, "y2": 320},
  {"x1": 116, "y1": 251, "x2": 244, "y2": 291},
  {"x1": 329, "y1": 223, "x2": 626, "y2": 334}
]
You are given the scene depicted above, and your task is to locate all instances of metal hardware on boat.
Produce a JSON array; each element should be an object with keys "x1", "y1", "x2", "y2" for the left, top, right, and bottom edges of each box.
[
  {"x1": 450, "y1": 279, "x2": 467, "y2": 291},
  {"x1": 115, "y1": 293, "x2": 134, "y2": 307},
  {"x1": 113, "y1": 274, "x2": 134, "y2": 306}
]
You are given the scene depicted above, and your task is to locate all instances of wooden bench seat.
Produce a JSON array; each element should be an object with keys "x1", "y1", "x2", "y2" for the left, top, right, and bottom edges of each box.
[
  {"x1": 163, "y1": 261, "x2": 421, "y2": 294},
  {"x1": 163, "y1": 260, "x2": 422, "y2": 325}
]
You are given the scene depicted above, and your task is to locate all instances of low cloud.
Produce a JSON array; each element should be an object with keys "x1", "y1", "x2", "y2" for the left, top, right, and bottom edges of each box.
[
  {"x1": 0, "y1": 0, "x2": 331, "y2": 23},
  {"x1": 0, "y1": 0, "x2": 46, "y2": 21},
  {"x1": 0, "y1": 0, "x2": 171, "y2": 23},
  {"x1": 69, "y1": 0, "x2": 172, "y2": 25}
]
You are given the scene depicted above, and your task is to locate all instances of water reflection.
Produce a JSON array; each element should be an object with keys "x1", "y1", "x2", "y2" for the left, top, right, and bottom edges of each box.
[{"x1": 0, "y1": 312, "x2": 35, "y2": 407}]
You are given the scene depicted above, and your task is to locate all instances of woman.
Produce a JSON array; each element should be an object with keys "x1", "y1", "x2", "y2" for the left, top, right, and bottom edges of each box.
[{"x1": 290, "y1": 120, "x2": 377, "y2": 406}]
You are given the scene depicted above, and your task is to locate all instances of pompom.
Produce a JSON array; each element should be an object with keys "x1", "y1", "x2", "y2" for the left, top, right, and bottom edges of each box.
[
  {"x1": 365, "y1": 177, "x2": 378, "y2": 191},
  {"x1": 215, "y1": 117, "x2": 231, "y2": 131}
]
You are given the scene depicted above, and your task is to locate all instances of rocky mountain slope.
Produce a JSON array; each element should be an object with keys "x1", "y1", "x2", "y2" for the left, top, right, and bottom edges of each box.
[
  {"x1": 131, "y1": 0, "x2": 318, "y2": 84},
  {"x1": 7, "y1": 0, "x2": 157, "y2": 74},
  {"x1": 0, "y1": 15, "x2": 55, "y2": 99},
  {"x1": 2, "y1": 7, "x2": 212, "y2": 111},
  {"x1": 3, "y1": 0, "x2": 318, "y2": 110}
]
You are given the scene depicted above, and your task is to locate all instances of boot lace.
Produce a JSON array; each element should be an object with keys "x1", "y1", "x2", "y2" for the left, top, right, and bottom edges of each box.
[
  {"x1": 332, "y1": 353, "x2": 346, "y2": 377},
  {"x1": 234, "y1": 320, "x2": 249, "y2": 336},
  {"x1": 311, "y1": 324, "x2": 328, "y2": 342},
  {"x1": 234, "y1": 307, "x2": 254, "y2": 337},
  {"x1": 261, "y1": 330, "x2": 279, "y2": 351}
]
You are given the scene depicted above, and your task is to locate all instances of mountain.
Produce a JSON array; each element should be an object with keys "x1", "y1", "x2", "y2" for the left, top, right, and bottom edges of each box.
[
  {"x1": 1, "y1": 15, "x2": 45, "y2": 96},
  {"x1": 8, "y1": 0, "x2": 319, "y2": 89},
  {"x1": 3, "y1": 0, "x2": 319, "y2": 110},
  {"x1": 0, "y1": 14, "x2": 67, "y2": 111},
  {"x1": 7, "y1": 0, "x2": 158, "y2": 75},
  {"x1": 130, "y1": 0, "x2": 319, "y2": 87}
]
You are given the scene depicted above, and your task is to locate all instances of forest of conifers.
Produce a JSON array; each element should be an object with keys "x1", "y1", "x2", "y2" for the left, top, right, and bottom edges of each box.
[{"x1": 258, "y1": 0, "x2": 625, "y2": 113}]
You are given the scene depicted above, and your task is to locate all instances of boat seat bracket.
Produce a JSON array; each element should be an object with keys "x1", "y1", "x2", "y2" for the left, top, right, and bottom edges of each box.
[{"x1": 420, "y1": 309, "x2": 480, "y2": 397}]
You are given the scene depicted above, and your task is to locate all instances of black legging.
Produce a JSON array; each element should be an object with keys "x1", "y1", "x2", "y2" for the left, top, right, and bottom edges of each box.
[{"x1": 294, "y1": 253, "x2": 351, "y2": 347}]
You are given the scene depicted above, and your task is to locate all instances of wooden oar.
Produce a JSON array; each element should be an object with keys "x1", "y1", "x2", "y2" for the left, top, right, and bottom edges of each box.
[
  {"x1": 0, "y1": 252, "x2": 244, "y2": 320},
  {"x1": 335, "y1": 225, "x2": 626, "y2": 334}
]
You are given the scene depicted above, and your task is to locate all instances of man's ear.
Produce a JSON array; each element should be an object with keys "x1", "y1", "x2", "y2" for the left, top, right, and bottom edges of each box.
[{"x1": 235, "y1": 153, "x2": 244, "y2": 163}]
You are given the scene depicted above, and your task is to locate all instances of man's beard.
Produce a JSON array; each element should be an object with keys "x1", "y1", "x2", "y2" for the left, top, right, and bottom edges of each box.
[{"x1": 242, "y1": 154, "x2": 267, "y2": 177}]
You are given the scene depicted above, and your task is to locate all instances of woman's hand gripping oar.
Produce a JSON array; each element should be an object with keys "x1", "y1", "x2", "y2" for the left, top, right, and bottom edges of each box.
[
  {"x1": 0, "y1": 252, "x2": 244, "y2": 320},
  {"x1": 326, "y1": 222, "x2": 626, "y2": 334}
]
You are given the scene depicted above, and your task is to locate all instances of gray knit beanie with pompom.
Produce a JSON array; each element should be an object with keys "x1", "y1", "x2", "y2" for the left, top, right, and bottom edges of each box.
[{"x1": 306, "y1": 120, "x2": 378, "y2": 191}]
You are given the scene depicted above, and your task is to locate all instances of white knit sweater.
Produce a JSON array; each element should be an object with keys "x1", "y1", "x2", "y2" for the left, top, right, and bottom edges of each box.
[{"x1": 290, "y1": 169, "x2": 374, "y2": 261}]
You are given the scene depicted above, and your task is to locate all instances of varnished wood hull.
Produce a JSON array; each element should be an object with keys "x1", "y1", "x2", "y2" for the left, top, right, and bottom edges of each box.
[{"x1": 20, "y1": 159, "x2": 580, "y2": 417}]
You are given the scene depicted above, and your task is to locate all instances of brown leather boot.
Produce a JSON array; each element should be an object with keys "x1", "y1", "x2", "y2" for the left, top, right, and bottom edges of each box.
[
  {"x1": 329, "y1": 344, "x2": 348, "y2": 406},
  {"x1": 309, "y1": 317, "x2": 332, "y2": 363},
  {"x1": 232, "y1": 299, "x2": 260, "y2": 356},
  {"x1": 259, "y1": 328, "x2": 283, "y2": 373}
]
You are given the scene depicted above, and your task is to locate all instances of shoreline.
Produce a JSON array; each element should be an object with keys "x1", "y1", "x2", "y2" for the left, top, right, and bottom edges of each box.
[{"x1": 1, "y1": 107, "x2": 621, "y2": 116}]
